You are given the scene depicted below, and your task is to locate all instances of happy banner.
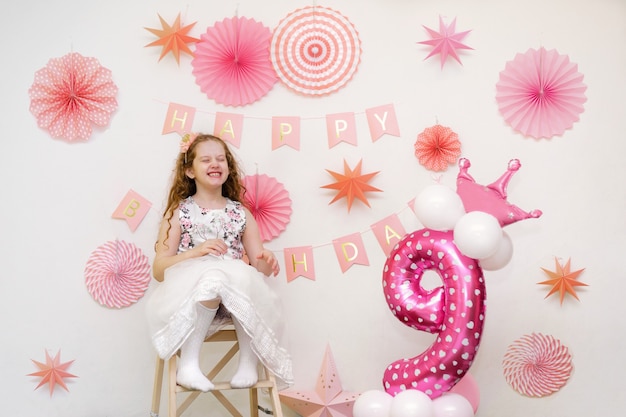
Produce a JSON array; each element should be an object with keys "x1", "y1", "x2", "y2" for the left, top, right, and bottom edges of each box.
[{"x1": 161, "y1": 102, "x2": 401, "y2": 148}]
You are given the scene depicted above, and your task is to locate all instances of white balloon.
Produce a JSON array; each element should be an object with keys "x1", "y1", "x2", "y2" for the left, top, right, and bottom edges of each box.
[
  {"x1": 479, "y1": 231, "x2": 513, "y2": 270},
  {"x1": 414, "y1": 184, "x2": 466, "y2": 231},
  {"x1": 353, "y1": 390, "x2": 393, "y2": 417},
  {"x1": 453, "y1": 212, "x2": 502, "y2": 259},
  {"x1": 389, "y1": 389, "x2": 434, "y2": 417},
  {"x1": 432, "y1": 393, "x2": 474, "y2": 417}
]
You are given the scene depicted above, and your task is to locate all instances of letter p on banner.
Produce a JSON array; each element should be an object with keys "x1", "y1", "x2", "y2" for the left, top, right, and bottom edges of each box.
[{"x1": 112, "y1": 189, "x2": 152, "y2": 232}]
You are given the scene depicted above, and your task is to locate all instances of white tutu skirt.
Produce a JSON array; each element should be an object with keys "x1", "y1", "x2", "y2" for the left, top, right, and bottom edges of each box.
[{"x1": 145, "y1": 255, "x2": 293, "y2": 386}]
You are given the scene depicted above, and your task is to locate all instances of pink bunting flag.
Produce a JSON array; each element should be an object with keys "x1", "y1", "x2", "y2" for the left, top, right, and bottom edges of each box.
[
  {"x1": 214, "y1": 112, "x2": 244, "y2": 148},
  {"x1": 371, "y1": 214, "x2": 406, "y2": 256},
  {"x1": 326, "y1": 112, "x2": 357, "y2": 148},
  {"x1": 332, "y1": 232, "x2": 369, "y2": 273},
  {"x1": 112, "y1": 190, "x2": 152, "y2": 232},
  {"x1": 162, "y1": 102, "x2": 196, "y2": 135},
  {"x1": 272, "y1": 116, "x2": 301, "y2": 150},
  {"x1": 284, "y1": 246, "x2": 315, "y2": 282},
  {"x1": 366, "y1": 104, "x2": 400, "y2": 142}
]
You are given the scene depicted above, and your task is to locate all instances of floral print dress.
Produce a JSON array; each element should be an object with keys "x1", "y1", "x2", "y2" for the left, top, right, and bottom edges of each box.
[{"x1": 145, "y1": 197, "x2": 293, "y2": 387}]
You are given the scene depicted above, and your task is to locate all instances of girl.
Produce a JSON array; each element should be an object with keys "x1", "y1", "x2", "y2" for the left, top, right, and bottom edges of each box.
[{"x1": 145, "y1": 133, "x2": 293, "y2": 392}]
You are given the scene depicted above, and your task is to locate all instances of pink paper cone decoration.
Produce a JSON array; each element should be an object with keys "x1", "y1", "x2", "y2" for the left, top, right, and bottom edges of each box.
[
  {"x1": 242, "y1": 174, "x2": 292, "y2": 242},
  {"x1": 29, "y1": 52, "x2": 118, "y2": 142},
  {"x1": 503, "y1": 333, "x2": 573, "y2": 397},
  {"x1": 84, "y1": 240, "x2": 151, "y2": 308},
  {"x1": 496, "y1": 47, "x2": 587, "y2": 139},
  {"x1": 192, "y1": 16, "x2": 277, "y2": 106},
  {"x1": 271, "y1": 6, "x2": 361, "y2": 96}
]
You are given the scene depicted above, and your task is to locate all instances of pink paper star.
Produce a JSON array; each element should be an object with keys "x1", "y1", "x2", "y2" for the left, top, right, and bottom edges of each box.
[
  {"x1": 418, "y1": 16, "x2": 473, "y2": 68},
  {"x1": 280, "y1": 345, "x2": 359, "y2": 417},
  {"x1": 28, "y1": 350, "x2": 78, "y2": 396}
]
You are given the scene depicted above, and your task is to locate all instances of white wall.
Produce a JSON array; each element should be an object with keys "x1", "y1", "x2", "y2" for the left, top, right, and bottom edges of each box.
[{"x1": 1, "y1": 0, "x2": 625, "y2": 416}]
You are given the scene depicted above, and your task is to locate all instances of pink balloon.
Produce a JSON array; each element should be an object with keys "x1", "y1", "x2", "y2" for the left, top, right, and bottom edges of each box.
[
  {"x1": 448, "y1": 373, "x2": 480, "y2": 413},
  {"x1": 382, "y1": 229, "x2": 486, "y2": 399}
]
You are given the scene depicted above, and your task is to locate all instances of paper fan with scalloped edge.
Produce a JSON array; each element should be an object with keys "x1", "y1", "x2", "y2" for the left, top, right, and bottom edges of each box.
[
  {"x1": 192, "y1": 16, "x2": 277, "y2": 106},
  {"x1": 242, "y1": 174, "x2": 292, "y2": 242},
  {"x1": 84, "y1": 240, "x2": 151, "y2": 308},
  {"x1": 496, "y1": 47, "x2": 587, "y2": 139},
  {"x1": 29, "y1": 52, "x2": 118, "y2": 142}
]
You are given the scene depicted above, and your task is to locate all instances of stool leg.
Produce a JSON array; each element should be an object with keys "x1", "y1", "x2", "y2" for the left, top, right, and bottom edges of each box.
[
  {"x1": 249, "y1": 387, "x2": 258, "y2": 416},
  {"x1": 168, "y1": 356, "x2": 178, "y2": 417},
  {"x1": 267, "y1": 370, "x2": 284, "y2": 417},
  {"x1": 151, "y1": 356, "x2": 164, "y2": 417}
]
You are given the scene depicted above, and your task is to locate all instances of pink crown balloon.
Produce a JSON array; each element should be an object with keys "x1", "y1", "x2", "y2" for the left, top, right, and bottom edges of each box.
[{"x1": 456, "y1": 158, "x2": 542, "y2": 226}]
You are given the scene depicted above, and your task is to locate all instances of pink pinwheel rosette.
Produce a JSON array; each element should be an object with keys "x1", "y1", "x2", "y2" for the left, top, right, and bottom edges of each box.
[
  {"x1": 414, "y1": 124, "x2": 461, "y2": 171},
  {"x1": 242, "y1": 174, "x2": 292, "y2": 242},
  {"x1": 192, "y1": 16, "x2": 277, "y2": 106},
  {"x1": 85, "y1": 240, "x2": 151, "y2": 309},
  {"x1": 271, "y1": 6, "x2": 361, "y2": 96},
  {"x1": 29, "y1": 52, "x2": 118, "y2": 142},
  {"x1": 496, "y1": 47, "x2": 587, "y2": 139},
  {"x1": 502, "y1": 333, "x2": 573, "y2": 397}
]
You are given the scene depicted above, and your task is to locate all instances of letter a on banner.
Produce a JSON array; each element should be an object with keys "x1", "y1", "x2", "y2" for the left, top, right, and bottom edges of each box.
[
  {"x1": 371, "y1": 214, "x2": 406, "y2": 256},
  {"x1": 326, "y1": 112, "x2": 357, "y2": 148},
  {"x1": 272, "y1": 116, "x2": 301, "y2": 150},
  {"x1": 162, "y1": 102, "x2": 196, "y2": 135},
  {"x1": 112, "y1": 189, "x2": 152, "y2": 232},
  {"x1": 332, "y1": 232, "x2": 369, "y2": 273},
  {"x1": 214, "y1": 112, "x2": 244, "y2": 148},
  {"x1": 366, "y1": 103, "x2": 400, "y2": 142},
  {"x1": 283, "y1": 246, "x2": 315, "y2": 282}
]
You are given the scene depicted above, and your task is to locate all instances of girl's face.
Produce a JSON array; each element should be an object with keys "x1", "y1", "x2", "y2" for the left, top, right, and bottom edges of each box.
[{"x1": 186, "y1": 140, "x2": 230, "y2": 189}]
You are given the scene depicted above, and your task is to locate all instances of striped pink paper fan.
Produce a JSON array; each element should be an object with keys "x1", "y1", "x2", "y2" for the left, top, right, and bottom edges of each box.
[
  {"x1": 503, "y1": 333, "x2": 573, "y2": 397},
  {"x1": 85, "y1": 240, "x2": 151, "y2": 308}
]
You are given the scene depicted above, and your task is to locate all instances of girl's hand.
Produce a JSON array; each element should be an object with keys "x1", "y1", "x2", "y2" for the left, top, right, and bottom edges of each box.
[
  {"x1": 193, "y1": 239, "x2": 228, "y2": 258},
  {"x1": 257, "y1": 249, "x2": 280, "y2": 276}
]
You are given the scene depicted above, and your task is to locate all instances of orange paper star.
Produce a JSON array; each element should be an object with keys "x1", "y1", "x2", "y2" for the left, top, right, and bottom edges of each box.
[
  {"x1": 145, "y1": 13, "x2": 200, "y2": 64},
  {"x1": 28, "y1": 350, "x2": 78, "y2": 396},
  {"x1": 538, "y1": 257, "x2": 587, "y2": 305},
  {"x1": 321, "y1": 159, "x2": 382, "y2": 212}
]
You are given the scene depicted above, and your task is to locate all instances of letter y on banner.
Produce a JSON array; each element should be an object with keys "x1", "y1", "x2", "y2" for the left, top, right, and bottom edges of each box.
[
  {"x1": 366, "y1": 103, "x2": 400, "y2": 142},
  {"x1": 112, "y1": 189, "x2": 152, "y2": 232}
]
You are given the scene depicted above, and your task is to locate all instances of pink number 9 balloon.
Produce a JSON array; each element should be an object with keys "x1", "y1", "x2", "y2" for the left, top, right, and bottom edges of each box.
[{"x1": 382, "y1": 228, "x2": 486, "y2": 399}]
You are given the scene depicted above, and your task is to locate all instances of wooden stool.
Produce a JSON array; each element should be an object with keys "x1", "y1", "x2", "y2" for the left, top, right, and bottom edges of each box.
[{"x1": 150, "y1": 327, "x2": 284, "y2": 417}]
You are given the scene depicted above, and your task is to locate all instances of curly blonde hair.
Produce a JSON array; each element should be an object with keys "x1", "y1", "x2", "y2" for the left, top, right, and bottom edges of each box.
[{"x1": 160, "y1": 134, "x2": 248, "y2": 246}]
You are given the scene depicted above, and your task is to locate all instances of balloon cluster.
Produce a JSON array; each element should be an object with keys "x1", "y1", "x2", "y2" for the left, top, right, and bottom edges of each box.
[
  {"x1": 354, "y1": 376, "x2": 479, "y2": 417},
  {"x1": 414, "y1": 158, "x2": 542, "y2": 270},
  {"x1": 365, "y1": 158, "x2": 542, "y2": 417}
]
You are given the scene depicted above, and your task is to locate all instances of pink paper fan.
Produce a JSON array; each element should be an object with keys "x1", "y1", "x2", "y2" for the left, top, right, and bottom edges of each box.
[
  {"x1": 242, "y1": 174, "x2": 292, "y2": 242},
  {"x1": 496, "y1": 47, "x2": 587, "y2": 139},
  {"x1": 191, "y1": 16, "x2": 277, "y2": 106},
  {"x1": 503, "y1": 333, "x2": 573, "y2": 397},
  {"x1": 414, "y1": 124, "x2": 461, "y2": 171},
  {"x1": 271, "y1": 6, "x2": 361, "y2": 96},
  {"x1": 29, "y1": 52, "x2": 118, "y2": 142},
  {"x1": 84, "y1": 240, "x2": 151, "y2": 308}
]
